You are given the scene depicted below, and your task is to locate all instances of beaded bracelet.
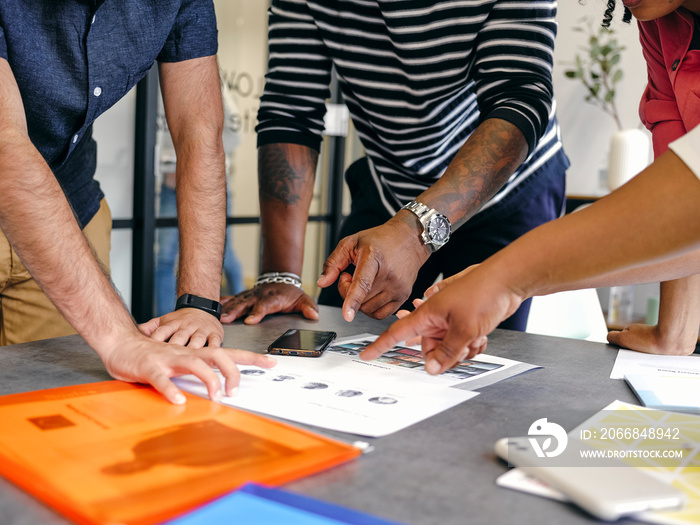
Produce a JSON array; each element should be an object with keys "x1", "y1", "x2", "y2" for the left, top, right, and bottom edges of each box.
[{"x1": 255, "y1": 271, "x2": 302, "y2": 289}]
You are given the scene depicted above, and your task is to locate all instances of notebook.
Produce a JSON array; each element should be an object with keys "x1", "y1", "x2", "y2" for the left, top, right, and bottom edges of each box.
[{"x1": 624, "y1": 373, "x2": 700, "y2": 412}]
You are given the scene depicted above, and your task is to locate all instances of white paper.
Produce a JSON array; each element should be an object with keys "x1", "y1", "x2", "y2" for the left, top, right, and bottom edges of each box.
[
  {"x1": 610, "y1": 349, "x2": 700, "y2": 380},
  {"x1": 175, "y1": 334, "x2": 536, "y2": 437}
]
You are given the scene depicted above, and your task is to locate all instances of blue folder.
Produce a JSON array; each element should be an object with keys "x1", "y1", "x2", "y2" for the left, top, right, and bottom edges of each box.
[{"x1": 164, "y1": 483, "x2": 402, "y2": 525}]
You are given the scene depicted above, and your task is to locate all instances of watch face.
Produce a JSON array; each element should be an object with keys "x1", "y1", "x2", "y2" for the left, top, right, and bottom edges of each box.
[{"x1": 428, "y1": 215, "x2": 450, "y2": 244}]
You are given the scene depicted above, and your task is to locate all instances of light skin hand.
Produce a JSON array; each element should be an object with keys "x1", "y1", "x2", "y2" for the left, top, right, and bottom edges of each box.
[
  {"x1": 361, "y1": 267, "x2": 521, "y2": 374},
  {"x1": 319, "y1": 218, "x2": 430, "y2": 322},
  {"x1": 221, "y1": 283, "x2": 319, "y2": 324},
  {"x1": 103, "y1": 332, "x2": 277, "y2": 404},
  {"x1": 0, "y1": 57, "x2": 275, "y2": 404},
  {"x1": 160, "y1": 56, "x2": 227, "y2": 334},
  {"x1": 139, "y1": 308, "x2": 225, "y2": 348}
]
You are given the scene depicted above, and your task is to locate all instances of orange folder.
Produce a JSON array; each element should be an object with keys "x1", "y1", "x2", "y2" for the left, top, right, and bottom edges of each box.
[{"x1": 0, "y1": 381, "x2": 360, "y2": 525}]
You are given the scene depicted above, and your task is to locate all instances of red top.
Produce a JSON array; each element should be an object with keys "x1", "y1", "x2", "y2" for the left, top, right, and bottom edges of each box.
[{"x1": 639, "y1": 8, "x2": 700, "y2": 157}]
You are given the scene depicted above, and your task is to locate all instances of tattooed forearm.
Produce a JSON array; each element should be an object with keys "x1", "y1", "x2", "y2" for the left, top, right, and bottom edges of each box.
[
  {"x1": 443, "y1": 119, "x2": 529, "y2": 228},
  {"x1": 258, "y1": 144, "x2": 318, "y2": 205}
]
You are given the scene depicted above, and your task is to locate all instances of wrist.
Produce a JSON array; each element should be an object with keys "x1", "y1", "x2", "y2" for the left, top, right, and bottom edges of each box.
[
  {"x1": 175, "y1": 293, "x2": 223, "y2": 320},
  {"x1": 390, "y1": 212, "x2": 433, "y2": 260},
  {"x1": 255, "y1": 271, "x2": 303, "y2": 289},
  {"x1": 399, "y1": 201, "x2": 451, "y2": 253}
]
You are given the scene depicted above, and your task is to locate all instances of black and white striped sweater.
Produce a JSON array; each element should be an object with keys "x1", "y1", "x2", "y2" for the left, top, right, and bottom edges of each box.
[{"x1": 257, "y1": 0, "x2": 566, "y2": 216}]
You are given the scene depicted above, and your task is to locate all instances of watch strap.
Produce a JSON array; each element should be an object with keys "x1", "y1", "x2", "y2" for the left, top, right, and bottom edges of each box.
[
  {"x1": 175, "y1": 294, "x2": 223, "y2": 320},
  {"x1": 402, "y1": 200, "x2": 431, "y2": 218}
]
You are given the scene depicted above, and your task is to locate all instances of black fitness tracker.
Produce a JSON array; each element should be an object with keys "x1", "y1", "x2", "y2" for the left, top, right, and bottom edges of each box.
[{"x1": 175, "y1": 294, "x2": 223, "y2": 320}]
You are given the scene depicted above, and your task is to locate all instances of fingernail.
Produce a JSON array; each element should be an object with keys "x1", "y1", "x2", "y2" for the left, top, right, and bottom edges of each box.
[
  {"x1": 228, "y1": 387, "x2": 239, "y2": 398},
  {"x1": 426, "y1": 359, "x2": 441, "y2": 375},
  {"x1": 174, "y1": 393, "x2": 187, "y2": 405},
  {"x1": 345, "y1": 307, "x2": 355, "y2": 321},
  {"x1": 266, "y1": 356, "x2": 277, "y2": 365},
  {"x1": 211, "y1": 391, "x2": 222, "y2": 402}
]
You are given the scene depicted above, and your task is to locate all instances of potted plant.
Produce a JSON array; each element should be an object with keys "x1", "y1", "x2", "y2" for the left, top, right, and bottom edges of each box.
[{"x1": 563, "y1": 16, "x2": 649, "y2": 191}]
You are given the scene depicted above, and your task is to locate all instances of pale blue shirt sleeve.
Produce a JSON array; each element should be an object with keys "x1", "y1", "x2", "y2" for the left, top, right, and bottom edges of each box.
[{"x1": 669, "y1": 124, "x2": 700, "y2": 181}]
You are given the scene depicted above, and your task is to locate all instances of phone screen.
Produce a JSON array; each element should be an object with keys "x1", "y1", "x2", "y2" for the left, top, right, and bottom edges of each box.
[{"x1": 268, "y1": 329, "x2": 337, "y2": 357}]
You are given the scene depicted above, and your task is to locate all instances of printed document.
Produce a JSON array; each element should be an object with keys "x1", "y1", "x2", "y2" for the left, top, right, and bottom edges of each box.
[
  {"x1": 175, "y1": 334, "x2": 539, "y2": 437},
  {"x1": 610, "y1": 349, "x2": 700, "y2": 380}
]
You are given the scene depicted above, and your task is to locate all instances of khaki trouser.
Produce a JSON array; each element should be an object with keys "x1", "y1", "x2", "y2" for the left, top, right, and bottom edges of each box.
[{"x1": 0, "y1": 199, "x2": 112, "y2": 345}]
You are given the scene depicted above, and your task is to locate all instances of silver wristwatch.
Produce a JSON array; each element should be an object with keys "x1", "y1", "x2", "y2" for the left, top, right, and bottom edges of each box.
[{"x1": 401, "y1": 201, "x2": 451, "y2": 252}]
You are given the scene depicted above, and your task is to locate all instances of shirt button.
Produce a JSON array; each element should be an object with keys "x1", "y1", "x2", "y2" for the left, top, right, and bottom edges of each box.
[
  {"x1": 93, "y1": 86, "x2": 102, "y2": 97},
  {"x1": 72, "y1": 135, "x2": 78, "y2": 144},
  {"x1": 672, "y1": 59, "x2": 680, "y2": 71}
]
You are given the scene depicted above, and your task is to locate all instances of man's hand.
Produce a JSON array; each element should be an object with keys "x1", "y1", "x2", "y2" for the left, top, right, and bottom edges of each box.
[
  {"x1": 360, "y1": 267, "x2": 522, "y2": 374},
  {"x1": 607, "y1": 324, "x2": 697, "y2": 356},
  {"x1": 140, "y1": 308, "x2": 224, "y2": 348},
  {"x1": 318, "y1": 218, "x2": 430, "y2": 322},
  {"x1": 102, "y1": 332, "x2": 277, "y2": 404},
  {"x1": 220, "y1": 283, "x2": 319, "y2": 324}
]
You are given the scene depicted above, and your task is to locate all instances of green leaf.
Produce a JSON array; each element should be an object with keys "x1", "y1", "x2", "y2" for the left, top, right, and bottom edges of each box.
[
  {"x1": 612, "y1": 69, "x2": 623, "y2": 83},
  {"x1": 604, "y1": 90, "x2": 615, "y2": 102}
]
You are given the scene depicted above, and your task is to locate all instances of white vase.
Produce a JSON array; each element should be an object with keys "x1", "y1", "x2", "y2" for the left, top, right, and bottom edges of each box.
[{"x1": 607, "y1": 129, "x2": 651, "y2": 191}]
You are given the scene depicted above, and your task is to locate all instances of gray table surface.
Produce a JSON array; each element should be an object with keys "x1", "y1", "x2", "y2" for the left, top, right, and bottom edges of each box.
[{"x1": 0, "y1": 306, "x2": 639, "y2": 525}]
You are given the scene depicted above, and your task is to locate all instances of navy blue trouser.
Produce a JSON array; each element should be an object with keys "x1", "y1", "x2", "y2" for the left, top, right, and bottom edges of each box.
[{"x1": 318, "y1": 153, "x2": 568, "y2": 331}]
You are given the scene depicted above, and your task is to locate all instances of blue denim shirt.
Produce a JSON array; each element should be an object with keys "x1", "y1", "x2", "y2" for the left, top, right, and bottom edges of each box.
[{"x1": 0, "y1": 1, "x2": 218, "y2": 228}]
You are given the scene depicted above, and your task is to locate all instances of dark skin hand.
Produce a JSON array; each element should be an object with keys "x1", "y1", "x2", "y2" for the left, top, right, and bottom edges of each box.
[
  {"x1": 221, "y1": 143, "x2": 319, "y2": 324},
  {"x1": 319, "y1": 118, "x2": 529, "y2": 322},
  {"x1": 223, "y1": 120, "x2": 527, "y2": 325},
  {"x1": 221, "y1": 283, "x2": 318, "y2": 325}
]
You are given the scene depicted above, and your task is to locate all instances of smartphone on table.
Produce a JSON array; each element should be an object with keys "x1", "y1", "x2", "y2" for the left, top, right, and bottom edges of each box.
[
  {"x1": 494, "y1": 436, "x2": 685, "y2": 521},
  {"x1": 267, "y1": 329, "x2": 337, "y2": 357}
]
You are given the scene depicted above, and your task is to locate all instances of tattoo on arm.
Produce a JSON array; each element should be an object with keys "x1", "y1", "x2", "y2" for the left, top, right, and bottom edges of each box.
[
  {"x1": 446, "y1": 119, "x2": 528, "y2": 228},
  {"x1": 258, "y1": 144, "x2": 317, "y2": 205}
]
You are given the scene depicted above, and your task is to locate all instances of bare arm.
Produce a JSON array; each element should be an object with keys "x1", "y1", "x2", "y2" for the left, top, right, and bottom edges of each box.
[
  {"x1": 607, "y1": 277, "x2": 700, "y2": 355},
  {"x1": 320, "y1": 118, "x2": 529, "y2": 321},
  {"x1": 140, "y1": 56, "x2": 227, "y2": 348},
  {"x1": 258, "y1": 143, "x2": 318, "y2": 275},
  {"x1": 0, "y1": 58, "x2": 274, "y2": 402},
  {"x1": 220, "y1": 143, "x2": 320, "y2": 324},
  {"x1": 0, "y1": 59, "x2": 135, "y2": 358},
  {"x1": 362, "y1": 149, "x2": 700, "y2": 372}
]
